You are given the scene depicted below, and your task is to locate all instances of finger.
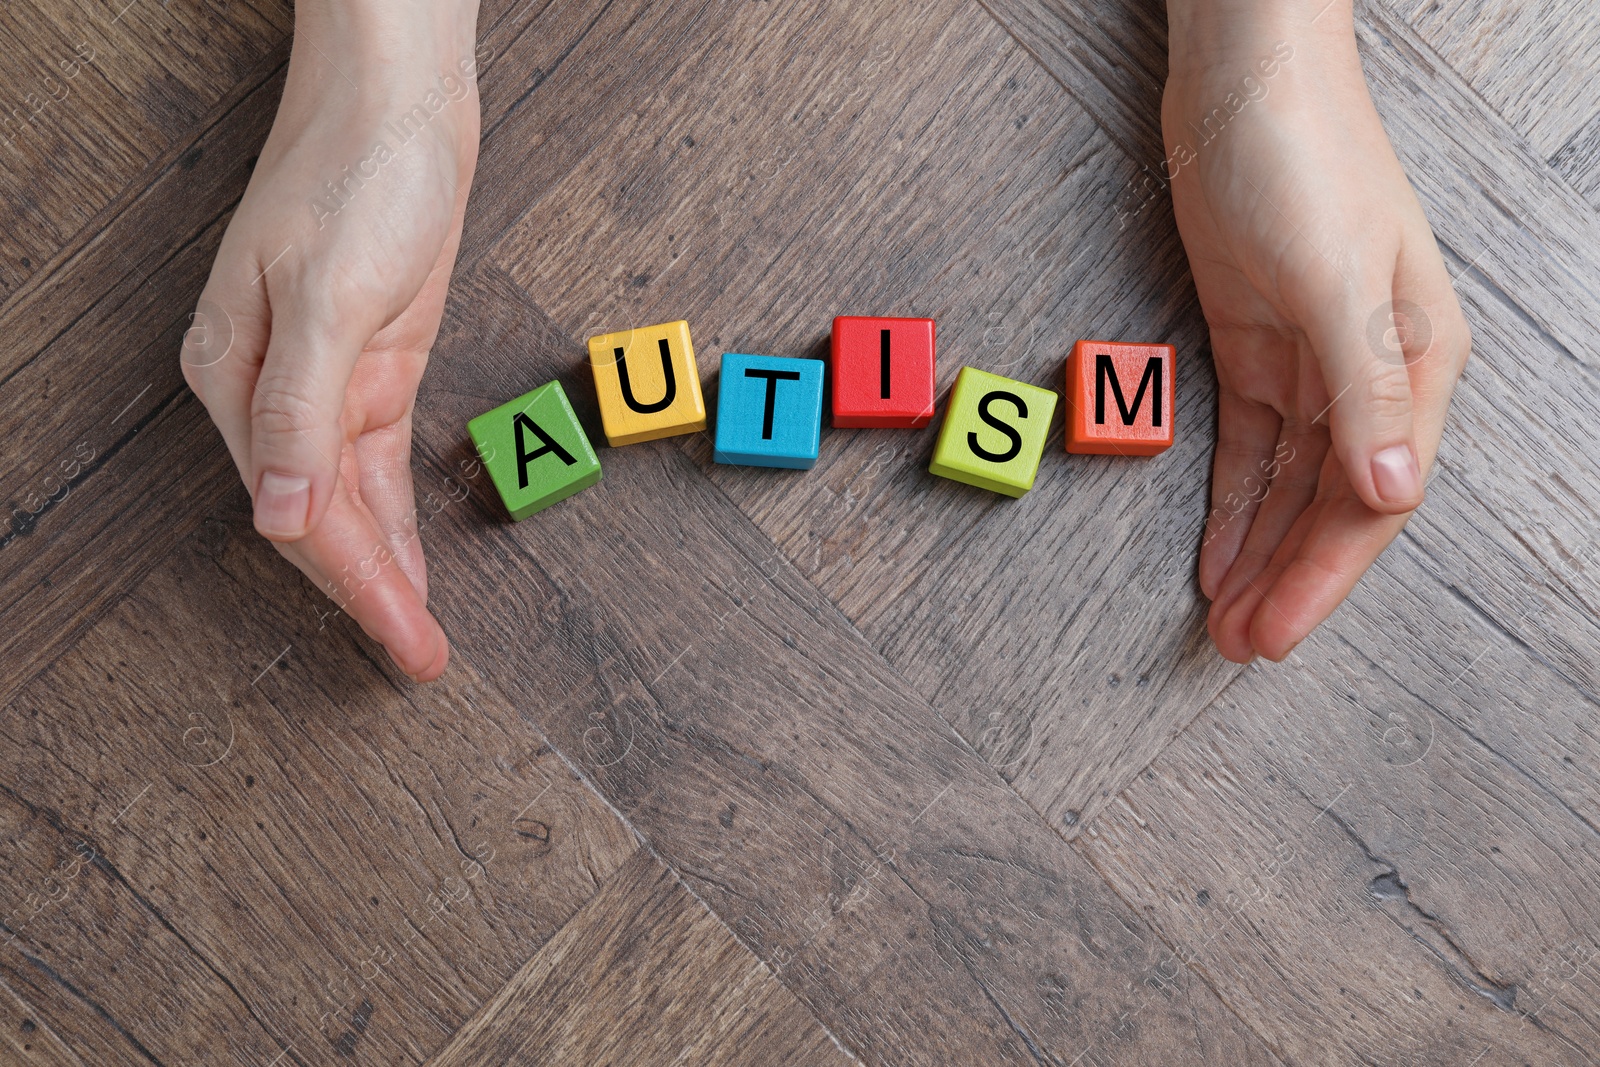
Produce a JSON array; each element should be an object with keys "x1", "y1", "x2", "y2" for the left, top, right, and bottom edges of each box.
[
  {"x1": 249, "y1": 282, "x2": 383, "y2": 542},
  {"x1": 1392, "y1": 226, "x2": 1472, "y2": 466},
  {"x1": 1199, "y1": 387, "x2": 1281, "y2": 599},
  {"x1": 283, "y1": 486, "x2": 450, "y2": 681},
  {"x1": 1207, "y1": 424, "x2": 1331, "y2": 659},
  {"x1": 1246, "y1": 479, "x2": 1409, "y2": 661},
  {"x1": 1297, "y1": 269, "x2": 1424, "y2": 515},
  {"x1": 354, "y1": 417, "x2": 428, "y2": 602},
  {"x1": 1210, "y1": 454, "x2": 1330, "y2": 664},
  {"x1": 183, "y1": 246, "x2": 272, "y2": 479},
  {"x1": 1248, "y1": 228, "x2": 1466, "y2": 661}
]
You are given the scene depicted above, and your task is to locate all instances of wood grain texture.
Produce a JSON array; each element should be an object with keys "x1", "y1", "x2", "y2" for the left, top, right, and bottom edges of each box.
[
  {"x1": 0, "y1": 58, "x2": 274, "y2": 705},
  {"x1": 0, "y1": 492, "x2": 639, "y2": 1066},
  {"x1": 4, "y1": 0, "x2": 1599, "y2": 1061},
  {"x1": 0, "y1": 0, "x2": 289, "y2": 301},
  {"x1": 1551, "y1": 110, "x2": 1600, "y2": 212},
  {"x1": 1397, "y1": 0, "x2": 1600, "y2": 157},
  {"x1": 0, "y1": 972, "x2": 85, "y2": 1067},
  {"x1": 405, "y1": 266, "x2": 1283, "y2": 1067},
  {"x1": 488, "y1": 0, "x2": 1241, "y2": 839},
  {"x1": 1080, "y1": 535, "x2": 1600, "y2": 1064},
  {"x1": 429, "y1": 850, "x2": 852, "y2": 1067}
]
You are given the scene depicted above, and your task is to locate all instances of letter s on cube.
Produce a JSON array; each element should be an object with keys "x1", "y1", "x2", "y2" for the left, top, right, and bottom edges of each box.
[
  {"x1": 467, "y1": 381, "x2": 602, "y2": 521},
  {"x1": 1065, "y1": 340, "x2": 1175, "y2": 456},
  {"x1": 928, "y1": 367, "x2": 1058, "y2": 498}
]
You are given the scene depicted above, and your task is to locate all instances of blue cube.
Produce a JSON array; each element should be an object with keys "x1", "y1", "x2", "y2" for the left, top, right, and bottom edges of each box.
[{"x1": 713, "y1": 353, "x2": 825, "y2": 469}]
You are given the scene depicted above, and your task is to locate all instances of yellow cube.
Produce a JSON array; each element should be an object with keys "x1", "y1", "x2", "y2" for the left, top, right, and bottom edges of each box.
[{"x1": 586, "y1": 320, "x2": 708, "y2": 446}]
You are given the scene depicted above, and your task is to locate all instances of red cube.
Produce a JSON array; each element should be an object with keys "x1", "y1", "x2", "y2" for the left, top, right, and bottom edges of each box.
[
  {"x1": 1065, "y1": 340, "x2": 1175, "y2": 456},
  {"x1": 830, "y1": 316, "x2": 936, "y2": 428}
]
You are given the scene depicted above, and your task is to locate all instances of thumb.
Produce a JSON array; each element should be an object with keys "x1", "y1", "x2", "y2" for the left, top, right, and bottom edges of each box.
[
  {"x1": 1302, "y1": 282, "x2": 1425, "y2": 514},
  {"x1": 248, "y1": 290, "x2": 375, "y2": 540}
]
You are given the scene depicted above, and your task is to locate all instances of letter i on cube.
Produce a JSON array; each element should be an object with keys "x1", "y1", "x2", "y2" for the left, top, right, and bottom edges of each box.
[
  {"x1": 468, "y1": 381, "x2": 602, "y2": 521},
  {"x1": 1064, "y1": 340, "x2": 1175, "y2": 456},
  {"x1": 831, "y1": 315, "x2": 937, "y2": 428},
  {"x1": 929, "y1": 367, "x2": 1058, "y2": 498},
  {"x1": 713, "y1": 353, "x2": 825, "y2": 469},
  {"x1": 587, "y1": 320, "x2": 708, "y2": 446}
]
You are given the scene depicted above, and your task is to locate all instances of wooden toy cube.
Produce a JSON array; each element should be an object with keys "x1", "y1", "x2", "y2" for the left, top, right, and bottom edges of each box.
[
  {"x1": 587, "y1": 320, "x2": 708, "y2": 446},
  {"x1": 830, "y1": 315, "x2": 936, "y2": 428},
  {"x1": 467, "y1": 381, "x2": 602, "y2": 521},
  {"x1": 713, "y1": 353, "x2": 825, "y2": 469},
  {"x1": 928, "y1": 367, "x2": 1057, "y2": 498},
  {"x1": 1064, "y1": 340, "x2": 1175, "y2": 456}
]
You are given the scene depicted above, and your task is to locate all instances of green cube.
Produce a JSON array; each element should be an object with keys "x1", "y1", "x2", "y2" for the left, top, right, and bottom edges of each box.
[
  {"x1": 928, "y1": 367, "x2": 1058, "y2": 498},
  {"x1": 468, "y1": 381, "x2": 602, "y2": 520}
]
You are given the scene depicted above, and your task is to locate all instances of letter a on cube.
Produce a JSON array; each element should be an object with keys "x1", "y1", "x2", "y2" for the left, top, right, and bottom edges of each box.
[
  {"x1": 831, "y1": 315, "x2": 936, "y2": 428},
  {"x1": 928, "y1": 367, "x2": 1058, "y2": 498},
  {"x1": 1065, "y1": 340, "x2": 1175, "y2": 456},
  {"x1": 587, "y1": 320, "x2": 708, "y2": 446},
  {"x1": 468, "y1": 381, "x2": 602, "y2": 521},
  {"x1": 713, "y1": 353, "x2": 825, "y2": 469}
]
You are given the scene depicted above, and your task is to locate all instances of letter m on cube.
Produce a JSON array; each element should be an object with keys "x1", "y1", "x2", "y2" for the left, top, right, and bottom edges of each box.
[{"x1": 1065, "y1": 340, "x2": 1175, "y2": 456}]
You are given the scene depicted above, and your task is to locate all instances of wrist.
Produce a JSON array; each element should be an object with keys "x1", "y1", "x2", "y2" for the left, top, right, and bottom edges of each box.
[
  {"x1": 289, "y1": 0, "x2": 480, "y2": 96},
  {"x1": 1167, "y1": 0, "x2": 1355, "y2": 80}
]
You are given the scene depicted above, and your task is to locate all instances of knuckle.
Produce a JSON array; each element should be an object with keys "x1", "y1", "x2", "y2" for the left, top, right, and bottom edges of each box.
[
  {"x1": 1360, "y1": 363, "x2": 1414, "y2": 421},
  {"x1": 250, "y1": 379, "x2": 323, "y2": 440}
]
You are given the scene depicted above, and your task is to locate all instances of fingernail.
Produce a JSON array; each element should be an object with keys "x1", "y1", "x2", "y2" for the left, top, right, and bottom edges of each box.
[
  {"x1": 255, "y1": 471, "x2": 311, "y2": 537},
  {"x1": 1371, "y1": 445, "x2": 1421, "y2": 504}
]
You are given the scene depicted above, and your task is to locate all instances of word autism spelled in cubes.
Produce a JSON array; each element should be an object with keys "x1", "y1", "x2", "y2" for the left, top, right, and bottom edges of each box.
[{"x1": 467, "y1": 316, "x2": 1177, "y2": 522}]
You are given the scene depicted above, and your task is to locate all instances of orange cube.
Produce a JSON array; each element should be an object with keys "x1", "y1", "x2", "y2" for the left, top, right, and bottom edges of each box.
[{"x1": 1065, "y1": 340, "x2": 1175, "y2": 456}]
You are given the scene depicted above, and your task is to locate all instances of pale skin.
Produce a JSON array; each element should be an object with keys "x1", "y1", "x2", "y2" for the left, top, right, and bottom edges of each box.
[{"x1": 184, "y1": 0, "x2": 1468, "y2": 679}]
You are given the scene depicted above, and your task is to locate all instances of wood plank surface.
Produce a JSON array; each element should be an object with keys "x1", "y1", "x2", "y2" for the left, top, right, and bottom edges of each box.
[
  {"x1": 1397, "y1": 0, "x2": 1600, "y2": 157},
  {"x1": 489, "y1": 0, "x2": 1241, "y2": 838},
  {"x1": 1, "y1": 491, "x2": 640, "y2": 1065},
  {"x1": 3, "y1": 0, "x2": 1598, "y2": 1061},
  {"x1": 1552, "y1": 110, "x2": 1600, "y2": 212},
  {"x1": 406, "y1": 265, "x2": 1283, "y2": 1067},
  {"x1": 0, "y1": 0, "x2": 289, "y2": 301},
  {"x1": 1081, "y1": 535, "x2": 1600, "y2": 1065},
  {"x1": 428, "y1": 850, "x2": 852, "y2": 1067}
]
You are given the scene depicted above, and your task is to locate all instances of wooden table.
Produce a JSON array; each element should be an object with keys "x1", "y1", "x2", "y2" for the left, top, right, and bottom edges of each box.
[{"x1": 2, "y1": 0, "x2": 1598, "y2": 1062}]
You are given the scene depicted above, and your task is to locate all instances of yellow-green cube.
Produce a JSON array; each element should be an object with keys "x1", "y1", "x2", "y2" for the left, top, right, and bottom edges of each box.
[
  {"x1": 468, "y1": 381, "x2": 602, "y2": 520},
  {"x1": 928, "y1": 367, "x2": 1058, "y2": 497}
]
